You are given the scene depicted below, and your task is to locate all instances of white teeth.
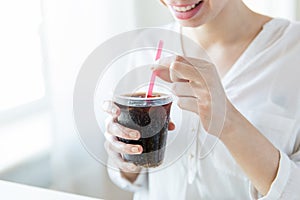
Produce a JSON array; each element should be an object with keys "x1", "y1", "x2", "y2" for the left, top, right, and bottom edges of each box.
[{"x1": 172, "y1": 0, "x2": 201, "y2": 12}]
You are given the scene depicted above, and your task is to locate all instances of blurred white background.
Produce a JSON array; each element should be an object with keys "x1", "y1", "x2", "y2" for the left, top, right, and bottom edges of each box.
[{"x1": 0, "y1": 0, "x2": 299, "y2": 199}]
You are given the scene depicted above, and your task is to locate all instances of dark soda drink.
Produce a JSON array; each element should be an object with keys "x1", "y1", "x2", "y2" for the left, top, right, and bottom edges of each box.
[{"x1": 114, "y1": 92, "x2": 172, "y2": 168}]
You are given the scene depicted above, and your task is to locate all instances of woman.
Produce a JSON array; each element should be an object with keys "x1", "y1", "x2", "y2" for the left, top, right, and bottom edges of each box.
[{"x1": 103, "y1": 0, "x2": 300, "y2": 199}]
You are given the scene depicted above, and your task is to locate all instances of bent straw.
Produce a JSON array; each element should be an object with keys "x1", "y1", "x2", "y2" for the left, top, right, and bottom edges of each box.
[{"x1": 146, "y1": 40, "x2": 164, "y2": 97}]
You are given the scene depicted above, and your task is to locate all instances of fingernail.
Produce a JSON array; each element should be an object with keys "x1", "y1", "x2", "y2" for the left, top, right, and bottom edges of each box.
[
  {"x1": 131, "y1": 147, "x2": 139, "y2": 153},
  {"x1": 127, "y1": 164, "x2": 136, "y2": 171},
  {"x1": 111, "y1": 107, "x2": 117, "y2": 115},
  {"x1": 129, "y1": 131, "x2": 138, "y2": 139}
]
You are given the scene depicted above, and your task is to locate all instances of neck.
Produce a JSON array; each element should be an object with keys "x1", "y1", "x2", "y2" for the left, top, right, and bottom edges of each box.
[{"x1": 182, "y1": 1, "x2": 270, "y2": 48}]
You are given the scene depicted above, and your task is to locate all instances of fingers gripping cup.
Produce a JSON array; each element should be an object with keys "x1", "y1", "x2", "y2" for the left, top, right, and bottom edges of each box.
[{"x1": 114, "y1": 92, "x2": 172, "y2": 168}]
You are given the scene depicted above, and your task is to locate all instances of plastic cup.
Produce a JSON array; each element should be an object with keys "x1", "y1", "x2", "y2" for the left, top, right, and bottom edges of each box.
[{"x1": 114, "y1": 92, "x2": 172, "y2": 168}]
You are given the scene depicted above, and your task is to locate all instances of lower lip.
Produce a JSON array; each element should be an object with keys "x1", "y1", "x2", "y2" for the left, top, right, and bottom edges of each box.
[{"x1": 171, "y1": 2, "x2": 203, "y2": 20}]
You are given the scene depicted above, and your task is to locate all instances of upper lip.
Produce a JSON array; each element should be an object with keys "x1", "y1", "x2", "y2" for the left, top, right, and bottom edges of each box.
[{"x1": 167, "y1": 0, "x2": 202, "y2": 7}]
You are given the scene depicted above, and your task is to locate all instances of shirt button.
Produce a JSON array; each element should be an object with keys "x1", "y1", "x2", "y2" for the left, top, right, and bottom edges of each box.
[{"x1": 189, "y1": 154, "x2": 194, "y2": 160}]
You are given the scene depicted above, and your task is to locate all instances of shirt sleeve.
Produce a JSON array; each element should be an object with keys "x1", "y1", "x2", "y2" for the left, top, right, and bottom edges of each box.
[
  {"x1": 107, "y1": 166, "x2": 148, "y2": 192},
  {"x1": 249, "y1": 150, "x2": 300, "y2": 200}
]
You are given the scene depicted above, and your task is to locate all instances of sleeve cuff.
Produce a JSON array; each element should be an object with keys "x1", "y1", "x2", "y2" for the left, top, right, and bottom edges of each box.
[
  {"x1": 107, "y1": 166, "x2": 148, "y2": 192},
  {"x1": 249, "y1": 150, "x2": 291, "y2": 200}
]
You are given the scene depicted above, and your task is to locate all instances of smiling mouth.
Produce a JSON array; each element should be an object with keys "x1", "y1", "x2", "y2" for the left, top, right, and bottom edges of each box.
[{"x1": 172, "y1": 0, "x2": 203, "y2": 12}]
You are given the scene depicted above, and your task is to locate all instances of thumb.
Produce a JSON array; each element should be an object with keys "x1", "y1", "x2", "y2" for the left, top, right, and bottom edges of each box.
[
  {"x1": 102, "y1": 100, "x2": 120, "y2": 118},
  {"x1": 151, "y1": 64, "x2": 172, "y2": 83}
]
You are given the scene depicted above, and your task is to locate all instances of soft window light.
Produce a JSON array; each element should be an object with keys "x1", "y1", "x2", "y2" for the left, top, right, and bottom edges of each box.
[{"x1": 0, "y1": 0, "x2": 45, "y2": 111}]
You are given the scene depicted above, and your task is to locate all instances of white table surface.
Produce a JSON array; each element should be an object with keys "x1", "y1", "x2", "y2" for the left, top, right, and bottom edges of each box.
[{"x1": 0, "y1": 180, "x2": 102, "y2": 200}]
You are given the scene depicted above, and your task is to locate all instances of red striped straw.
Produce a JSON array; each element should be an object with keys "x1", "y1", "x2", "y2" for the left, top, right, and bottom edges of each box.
[{"x1": 146, "y1": 40, "x2": 164, "y2": 97}]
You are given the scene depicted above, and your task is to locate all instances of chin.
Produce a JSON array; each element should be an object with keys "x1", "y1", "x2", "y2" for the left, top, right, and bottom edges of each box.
[{"x1": 177, "y1": 19, "x2": 204, "y2": 28}]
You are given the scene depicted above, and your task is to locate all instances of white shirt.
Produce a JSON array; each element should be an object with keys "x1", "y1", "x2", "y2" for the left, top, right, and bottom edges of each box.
[{"x1": 108, "y1": 18, "x2": 300, "y2": 200}]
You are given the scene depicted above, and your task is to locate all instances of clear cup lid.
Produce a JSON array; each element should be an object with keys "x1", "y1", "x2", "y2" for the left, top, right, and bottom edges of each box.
[{"x1": 113, "y1": 92, "x2": 173, "y2": 107}]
